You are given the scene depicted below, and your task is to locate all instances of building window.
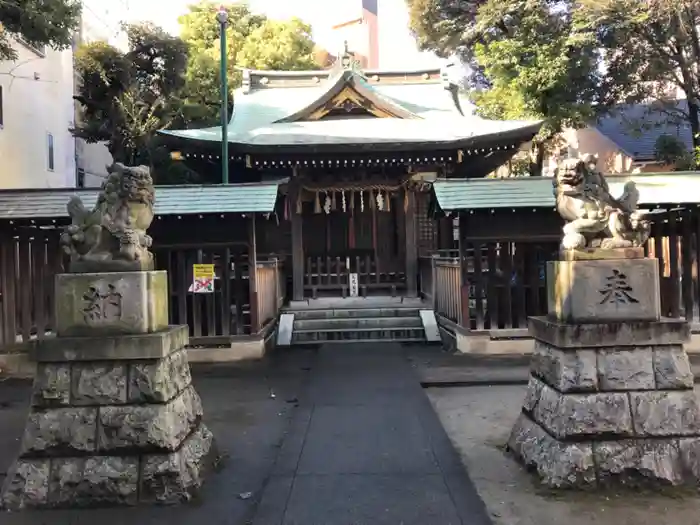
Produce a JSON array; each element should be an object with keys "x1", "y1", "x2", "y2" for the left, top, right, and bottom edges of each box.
[{"x1": 47, "y1": 133, "x2": 55, "y2": 171}]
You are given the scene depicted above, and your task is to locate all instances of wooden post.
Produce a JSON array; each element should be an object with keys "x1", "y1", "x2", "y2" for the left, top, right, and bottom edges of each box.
[
  {"x1": 249, "y1": 214, "x2": 259, "y2": 334},
  {"x1": 291, "y1": 184, "x2": 304, "y2": 301},
  {"x1": 404, "y1": 188, "x2": 418, "y2": 297},
  {"x1": 457, "y1": 212, "x2": 470, "y2": 328}
]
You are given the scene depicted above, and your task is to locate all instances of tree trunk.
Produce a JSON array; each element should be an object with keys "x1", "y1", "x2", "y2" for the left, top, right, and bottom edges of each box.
[
  {"x1": 529, "y1": 142, "x2": 545, "y2": 177},
  {"x1": 689, "y1": 98, "x2": 700, "y2": 150}
]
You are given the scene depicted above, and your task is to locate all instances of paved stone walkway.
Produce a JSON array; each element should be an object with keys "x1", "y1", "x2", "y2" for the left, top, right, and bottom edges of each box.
[
  {"x1": 252, "y1": 343, "x2": 492, "y2": 525},
  {"x1": 0, "y1": 343, "x2": 491, "y2": 525}
]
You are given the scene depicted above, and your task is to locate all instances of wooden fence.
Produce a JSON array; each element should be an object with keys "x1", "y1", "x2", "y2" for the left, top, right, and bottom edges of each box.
[
  {"x1": 422, "y1": 209, "x2": 700, "y2": 334},
  {"x1": 0, "y1": 230, "x2": 63, "y2": 349},
  {"x1": 0, "y1": 232, "x2": 286, "y2": 350}
]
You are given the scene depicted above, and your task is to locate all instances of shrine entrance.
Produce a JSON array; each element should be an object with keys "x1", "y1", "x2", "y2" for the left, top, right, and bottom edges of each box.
[{"x1": 289, "y1": 177, "x2": 419, "y2": 300}]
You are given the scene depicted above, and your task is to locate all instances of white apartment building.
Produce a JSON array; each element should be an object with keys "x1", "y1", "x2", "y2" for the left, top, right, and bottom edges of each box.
[
  {"x1": 0, "y1": 1, "x2": 131, "y2": 190},
  {"x1": 0, "y1": 40, "x2": 76, "y2": 189},
  {"x1": 75, "y1": 0, "x2": 131, "y2": 188}
]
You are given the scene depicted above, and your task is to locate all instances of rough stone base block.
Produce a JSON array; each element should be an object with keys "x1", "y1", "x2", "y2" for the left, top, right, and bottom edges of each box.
[
  {"x1": 0, "y1": 324, "x2": 217, "y2": 510},
  {"x1": 1, "y1": 426, "x2": 215, "y2": 509},
  {"x1": 508, "y1": 414, "x2": 700, "y2": 488}
]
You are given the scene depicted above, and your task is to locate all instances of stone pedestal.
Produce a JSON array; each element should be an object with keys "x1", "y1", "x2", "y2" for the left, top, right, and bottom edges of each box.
[
  {"x1": 509, "y1": 250, "x2": 700, "y2": 488},
  {"x1": 1, "y1": 272, "x2": 216, "y2": 510}
]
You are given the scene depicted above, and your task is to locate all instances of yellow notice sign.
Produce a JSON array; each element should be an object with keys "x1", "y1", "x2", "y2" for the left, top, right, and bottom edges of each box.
[{"x1": 192, "y1": 264, "x2": 215, "y2": 293}]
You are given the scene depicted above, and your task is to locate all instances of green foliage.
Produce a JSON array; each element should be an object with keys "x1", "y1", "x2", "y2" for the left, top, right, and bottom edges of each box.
[
  {"x1": 0, "y1": 0, "x2": 81, "y2": 60},
  {"x1": 178, "y1": 1, "x2": 318, "y2": 125},
  {"x1": 471, "y1": 1, "x2": 600, "y2": 139},
  {"x1": 74, "y1": 1, "x2": 321, "y2": 183},
  {"x1": 408, "y1": 0, "x2": 600, "y2": 175},
  {"x1": 238, "y1": 18, "x2": 316, "y2": 70},
  {"x1": 655, "y1": 134, "x2": 688, "y2": 164},
  {"x1": 577, "y1": 0, "x2": 700, "y2": 147},
  {"x1": 406, "y1": 0, "x2": 488, "y2": 58},
  {"x1": 72, "y1": 23, "x2": 198, "y2": 184},
  {"x1": 654, "y1": 134, "x2": 697, "y2": 170}
]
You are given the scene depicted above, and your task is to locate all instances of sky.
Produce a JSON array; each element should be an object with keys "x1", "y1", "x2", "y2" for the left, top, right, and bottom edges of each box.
[{"x1": 126, "y1": 0, "x2": 441, "y2": 69}]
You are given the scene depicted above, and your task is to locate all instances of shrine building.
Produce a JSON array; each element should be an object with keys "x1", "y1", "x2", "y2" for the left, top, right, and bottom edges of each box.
[{"x1": 159, "y1": 51, "x2": 542, "y2": 304}]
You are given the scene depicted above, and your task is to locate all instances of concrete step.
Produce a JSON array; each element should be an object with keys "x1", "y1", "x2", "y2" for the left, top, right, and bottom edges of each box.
[
  {"x1": 294, "y1": 316, "x2": 423, "y2": 331},
  {"x1": 290, "y1": 308, "x2": 420, "y2": 320},
  {"x1": 292, "y1": 327, "x2": 426, "y2": 344}
]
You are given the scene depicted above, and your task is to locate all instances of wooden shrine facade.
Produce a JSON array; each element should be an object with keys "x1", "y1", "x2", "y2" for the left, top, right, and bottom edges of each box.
[
  {"x1": 283, "y1": 167, "x2": 435, "y2": 300},
  {"x1": 159, "y1": 56, "x2": 543, "y2": 302},
  {"x1": 2, "y1": 173, "x2": 700, "y2": 353}
]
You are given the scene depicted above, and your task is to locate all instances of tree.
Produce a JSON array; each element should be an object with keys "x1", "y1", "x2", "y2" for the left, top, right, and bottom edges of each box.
[
  {"x1": 178, "y1": 1, "x2": 319, "y2": 125},
  {"x1": 0, "y1": 0, "x2": 81, "y2": 61},
  {"x1": 654, "y1": 133, "x2": 696, "y2": 170},
  {"x1": 578, "y1": 0, "x2": 700, "y2": 154},
  {"x1": 407, "y1": 0, "x2": 601, "y2": 175},
  {"x1": 73, "y1": 23, "x2": 200, "y2": 183},
  {"x1": 406, "y1": 0, "x2": 487, "y2": 58}
]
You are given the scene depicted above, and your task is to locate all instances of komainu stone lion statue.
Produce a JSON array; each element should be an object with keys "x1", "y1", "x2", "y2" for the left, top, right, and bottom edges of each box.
[
  {"x1": 553, "y1": 155, "x2": 651, "y2": 250},
  {"x1": 60, "y1": 163, "x2": 155, "y2": 273}
]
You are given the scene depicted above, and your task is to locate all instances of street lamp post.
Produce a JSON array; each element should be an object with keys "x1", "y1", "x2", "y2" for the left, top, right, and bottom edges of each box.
[{"x1": 217, "y1": 6, "x2": 229, "y2": 184}]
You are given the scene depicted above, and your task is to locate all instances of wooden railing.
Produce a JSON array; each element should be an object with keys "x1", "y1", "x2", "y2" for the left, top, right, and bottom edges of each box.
[
  {"x1": 304, "y1": 252, "x2": 406, "y2": 298},
  {"x1": 256, "y1": 258, "x2": 284, "y2": 328},
  {"x1": 0, "y1": 232, "x2": 289, "y2": 351},
  {"x1": 422, "y1": 242, "x2": 556, "y2": 332},
  {"x1": 433, "y1": 257, "x2": 468, "y2": 324}
]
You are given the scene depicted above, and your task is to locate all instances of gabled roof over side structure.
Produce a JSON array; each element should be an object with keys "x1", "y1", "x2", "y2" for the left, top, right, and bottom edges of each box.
[
  {"x1": 159, "y1": 55, "x2": 543, "y2": 154},
  {"x1": 433, "y1": 172, "x2": 700, "y2": 211},
  {"x1": 0, "y1": 181, "x2": 284, "y2": 220}
]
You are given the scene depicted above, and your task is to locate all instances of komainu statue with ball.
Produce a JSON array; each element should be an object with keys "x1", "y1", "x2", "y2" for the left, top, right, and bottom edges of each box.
[
  {"x1": 60, "y1": 163, "x2": 155, "y2": 272},
  {"x1": 553, "y1": 155, "x2": 651, "y2": 250}
]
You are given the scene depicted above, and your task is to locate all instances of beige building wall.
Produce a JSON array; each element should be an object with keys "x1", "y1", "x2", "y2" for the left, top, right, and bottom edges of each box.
[
  {"x1": 0, "y1": 41, "x2": 76, "y2": 189},
  {"x1": 543, "y1": 127, "x2": 634, "y2": 175}
]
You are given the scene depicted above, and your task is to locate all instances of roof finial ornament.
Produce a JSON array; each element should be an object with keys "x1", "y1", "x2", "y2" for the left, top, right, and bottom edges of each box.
[{"x1": 338, "y1": 40, "x2": 362, "y2": 73}]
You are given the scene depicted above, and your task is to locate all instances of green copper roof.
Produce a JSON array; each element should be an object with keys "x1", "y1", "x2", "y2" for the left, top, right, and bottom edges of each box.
[
  {"x1": 433, "y1": 172, "x2": 700, "y2": 211},
  {"x1": 162, "y1": 117, "x2": 541, "y2": 148},
  {"x1": 0, "y1": 181, "x2": 283, "y2": 220},
  {"x1": 159, "y1": 66, "x2": 542, "y2": 150}
]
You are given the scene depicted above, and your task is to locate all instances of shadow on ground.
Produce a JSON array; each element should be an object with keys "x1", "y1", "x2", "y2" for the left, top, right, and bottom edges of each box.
[
  {"x1": 0, "y1": 343, "x2": 490, "y2": 525},
  {"x1": 0, "y1": 349, "x2": 315, "y2": 525}
]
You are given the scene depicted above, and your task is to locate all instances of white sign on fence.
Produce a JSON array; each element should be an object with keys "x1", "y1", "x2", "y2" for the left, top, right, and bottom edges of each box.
[{"x1": 349, "y1": 273, "x2": 359, "y2": 297}]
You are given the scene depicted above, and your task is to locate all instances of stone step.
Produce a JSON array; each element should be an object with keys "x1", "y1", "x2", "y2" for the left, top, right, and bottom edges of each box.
[
  {"x1": 294, "y1": 316, "x2": 423, "y2": 331},
  {"x1": 290, "y1": 308, "x2": 420, "y2": 320},
  {"x1": 306, "y1": 337, "x2": 427, "y2": 345},
  {"x1": 292, "y1": 327, "x2": 426, "y2": 344}
]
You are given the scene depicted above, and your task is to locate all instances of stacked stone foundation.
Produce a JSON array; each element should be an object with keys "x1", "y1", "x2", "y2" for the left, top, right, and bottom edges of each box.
[
  {"x1": 509, "y1": 250, "x2": 700, "y2": 488},
  {"x1": 1, "y1": 272, "x2": 216, "y2": 510}
]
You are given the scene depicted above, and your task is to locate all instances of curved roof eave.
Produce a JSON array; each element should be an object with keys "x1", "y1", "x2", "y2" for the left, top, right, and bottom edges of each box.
[{"x1": 158, "y1": 119, "x2": 543, "y2": 155}]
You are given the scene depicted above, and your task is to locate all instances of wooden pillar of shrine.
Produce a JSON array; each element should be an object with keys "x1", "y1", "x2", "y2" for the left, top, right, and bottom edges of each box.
[
  {"x1": 457, "y1": 212, "x2": 470, "y2": 327},
  {"x1": 290, "y1": 184, "x2": 305, "y2": 301},
  {"x1": 249, "y1": 214, "x2": 259, "y2": 333},
  {"x1": 405, "y1": 188, "x2": 418, "y2": 297}
]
